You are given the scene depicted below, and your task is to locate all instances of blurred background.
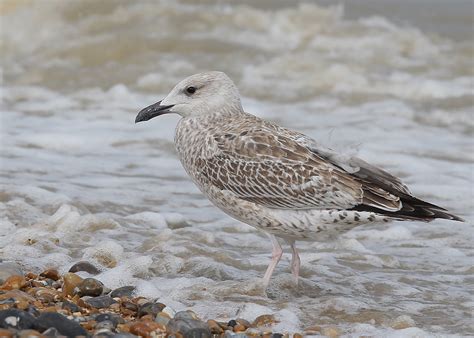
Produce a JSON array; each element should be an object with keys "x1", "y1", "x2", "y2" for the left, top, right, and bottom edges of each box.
[{"x1": 1, "y1": 0, "x2": 473, "y2": 336}]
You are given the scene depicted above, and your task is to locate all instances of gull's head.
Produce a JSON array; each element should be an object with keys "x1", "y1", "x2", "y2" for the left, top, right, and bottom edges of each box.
[{"x1": 135, "y1": 71, "x2": 242, "y2": 123}]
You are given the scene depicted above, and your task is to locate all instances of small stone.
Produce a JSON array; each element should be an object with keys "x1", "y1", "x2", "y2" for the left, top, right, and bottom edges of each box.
[
  {"x1": 253, "y1": 314, "x2": 277, "y2": 327},
  {"x1": 0, "y1": 290, "x2": 35, "y2": 305},
  {"x1": 0, "y1": 276, "x2": 27, "y2": 290},
  {"x1": 26, "y1": 306, "x2": 40, "y2": 317},
  {"x1": 245, "y1": 327, "x2": 262, "y2": 337},
  {"x1": 293, "y1": 334, "x2": 303, "y2": 338},
  {"x1": 62, "y1": 273, "x2": 83, "y2": 297},
  {"x1": 109, "y1": 302, "x2": 120, "y2": 312},
  {"x1": 207, "y1": 319, "x2": 223, "y2": 334},
  {"x1": 174, "y1": 310, "x2": 199, "y2": 320},
  {"x1": 85, "y1": 295, "x2": 117, "y2": 309},
  {"x1": 271, "y1": 334, "x2": 283, "y2": 338},
  {"x1": 28, "y1": 287, "x2": 61, "y2": 304},
  {"x1": 321, "y1": 326, "x2": 340, "y2": 338},
  {"x1": 69, "y1": 261, "x2": 100, "y2": 275},
  {"x1": 138, "y1": 302, "x2": 165, "y2": 318},
  {"x1": 236, "y1": 318, "x2": 250, "y2": 328},
  {"x1": 121, "y1": 300, "x2": 138, "y2": 315},
  {"x1": 76, "y1": 278, "x2": 104, "y2": 297},
  {"x1": 41, "y1": 327, "x2": 59, "y2": 336},
  {"x1": 95, "y1": 313, "x2": 124, "y2": 327},
  {"x1": 217, "y1": 321, "x2": 229, "y2": 330},
  {"x1": 33, "y1": 312, "x2": 88, "y2": 336},
  {"x1": 0, "y1": 309, "x2": 35, "y2": 330},
  {"x1": 184, "y1": 328, "x2": 212, "y2": 338},
  {"x1": 109, "y1": 286, "x2": 135, "y2": 298},
  {"x1": 24, "y1": 273, "x2": 37, "y2": 280},
  {"x1": 155, "y1": 311, "x2": 171, "y2": 326},
  {"x1": 0, "y1": 298, "x2": 15, "y2": 311},
  {"x1": 0, "y1": 328, "x2": 13, "y2": 337},
  {"x1": 168, "y1": 316, "x2": 210, "y2": 337},
  {"x1": 18, "y1": 329, "x2": 42, "y2": 338},
  {"x1": 161, "y1": 305, "x2": 176, "y2": 318},
  {"x1": 93, "y1": 331, "x2": 115, "y2": 338},
  {"x1": 234, "y1": 324, "x2": 246, "y2": 332},
  {"x1": 129, "y1": 321, "x2": 166, "y2": 336},
  {"x1": 227, "y1": 319, "x2": 237, "y2": 328},
  {"x1": 61, "y1": 300, "x2": 80, "y2": 313},
  {"x1": 95, "y1": 320, "x2": 115, "y2": 331},
  {"x1": 0, "y1": 263, "x2": 23, "y2": 285},
  {"x1": 39, "y1": 269, "x2": 60, "y2": 281},
  {"x1": 30, "y1": 280, "x2": 48, "y2": 288},
  {"x1": 81, "y1": 319, "x2": 96, "y2": 330}
]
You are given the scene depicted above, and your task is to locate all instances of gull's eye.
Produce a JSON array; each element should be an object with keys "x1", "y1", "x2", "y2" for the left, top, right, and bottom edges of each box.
[{"x1": 185, "y1": 86, "x2": 196, "y2": 95}]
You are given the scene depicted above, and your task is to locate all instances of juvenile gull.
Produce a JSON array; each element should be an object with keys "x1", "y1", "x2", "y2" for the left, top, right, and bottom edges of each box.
[{"x1": 135, "y1": 71, "x2": 463, "y2": 287}]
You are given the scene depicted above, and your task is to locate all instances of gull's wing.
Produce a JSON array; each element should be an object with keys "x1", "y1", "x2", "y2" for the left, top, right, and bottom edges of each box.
[{"x1": 196, "y1": 120, "x2": 402, "y2": 212}]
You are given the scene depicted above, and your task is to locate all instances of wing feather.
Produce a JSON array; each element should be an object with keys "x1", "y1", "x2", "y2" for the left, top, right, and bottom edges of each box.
[{"x1": 195, "y1": 121, "x2": 403, "y2": 211}]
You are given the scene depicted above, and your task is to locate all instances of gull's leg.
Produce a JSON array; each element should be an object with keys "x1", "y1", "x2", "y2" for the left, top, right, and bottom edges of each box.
[
  {"x1": 286, "y1": 239, "x2": 300, "y2": 282},
  {"x1": 262, "y1": 234, "x2": 283, "y2": 287}
]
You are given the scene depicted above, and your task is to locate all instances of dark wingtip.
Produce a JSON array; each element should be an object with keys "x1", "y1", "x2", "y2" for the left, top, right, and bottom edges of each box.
[{"x1": 449, "y1": 214, "x2": 465, "y2": 222}]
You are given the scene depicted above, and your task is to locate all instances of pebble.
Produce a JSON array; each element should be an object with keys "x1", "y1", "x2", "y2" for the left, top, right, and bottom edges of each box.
[
  {"x1": 155, "y1": 311, "x2": 171, "y2": 326},
  {"x1": 137, "y1": 302, "x2": 165, "y2": 318},
  {"x1": 61, "y1": 300, "x2": 80, "y2": 313},
  {"x1": 95, "y1": 313, "x2": 124, "y2": 327},
  {"x1": 253, "y1": 314, "x2": 277, "y2": 327},
  {"x1": 120, "y1": 300, "x2": 138, "y2": 316},
  {"x1": 207, "y1": 319, "x2": 223, "y2": 334},
  {"x1": 245, "y1": 328, "x2": 262, "y2": 336},
  {"x1": 39, "y1": 269, "x2": 60, "y2": 281},
  {"x1": 0, "y1": 328, "x2": 13, "y2": 337},
  {"x1": 41, "y1": 327, "x2": 60, "y2": 336},
  {"x1": 62, "y1": 273, "x2": 83, "y2": 297},
  {"x1": 76, "y1": 278, "x2": 104, "y2": 297},
  {"x1": 69, "y1": 261, "x2": 100, "y2": 275},
  {"x1": 184, "y1": 328, "x2": 212, "y2": 338},
  {"x1": 95, "y1": 319, "x2": 115, "y2": 330},
  {"x1": 234, "y1": 323, "x2": 246, "y2": 332},
  {"x1": 110, "y1": 286, "x2": 135, "y2": 298},
  {"x1": 129, "y1": 321, "x2": 166, "y2": 336},
  {"x1": 93, "y1": 331, "x2": 115, "y2": 338},
  {"x1": 0, "y1": 269, "x2": 325, "y2": 337},
  {"x1": 168, "y1": 316, "x2": 211, "y2": 337},
  {"x1": 0, "y1": 309, "x2": 35, "y2": 330},
  {"x1": 34, "y1": 312, "x2": 88, "y2": 336},
  {"x1": 174, "y1": 310, "x2": 199, "y2": 321},
  {"x1": 18, "y1": 329, "x2": 42, "y2": 338},
  {"x1": 0, "y1": 276, "x2": 27, "y2": 291},
  {"x1": 85, "y1": 295, "x2": 117, "y2": 309},
  {"x1": 0, "y1": 290, "x2": 35, "y2": 310},
  {"x1": 28, "y1": 287, "x2": 61, "y2": 304},
  {"x1": 236, "y1": 318, "x2": 250, "y2": 328},
  {"x1": 0, "y1": 263, "x2": 23, "y2": 285}
]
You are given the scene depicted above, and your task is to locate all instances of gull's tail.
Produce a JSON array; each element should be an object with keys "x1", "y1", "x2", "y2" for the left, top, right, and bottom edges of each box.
[{"x1": 353, "y1": 196, "x2": 464, "y2": 222}]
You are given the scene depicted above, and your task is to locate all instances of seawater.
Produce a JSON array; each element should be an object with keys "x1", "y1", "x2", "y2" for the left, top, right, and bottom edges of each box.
[{"x1": 1, "y1": 1, "x2": 473, "y2": 336}]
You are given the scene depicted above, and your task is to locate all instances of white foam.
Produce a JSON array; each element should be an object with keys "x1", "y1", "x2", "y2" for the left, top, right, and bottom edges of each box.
[{"x1": 125, "y1": 212, "x2": 168, "y2": 229}]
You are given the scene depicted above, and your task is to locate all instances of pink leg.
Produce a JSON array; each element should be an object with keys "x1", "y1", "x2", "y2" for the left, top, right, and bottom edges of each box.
[
  {"x1": 262, "y1": 235, "x2": 283, "y2": 287},
  {"x1": 287, "y1": 239, "x2": 300, "y2": 282}
]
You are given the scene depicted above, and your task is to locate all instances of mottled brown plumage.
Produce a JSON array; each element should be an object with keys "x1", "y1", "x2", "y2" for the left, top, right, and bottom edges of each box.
[{"x1": 136, "y1": 71, "x2": 463, "y2": 286}]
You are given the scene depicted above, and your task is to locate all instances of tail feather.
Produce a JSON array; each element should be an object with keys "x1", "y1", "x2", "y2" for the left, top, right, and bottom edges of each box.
[{"x1": 352, "y1": 196, "x2": 464, "y2": 222}]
